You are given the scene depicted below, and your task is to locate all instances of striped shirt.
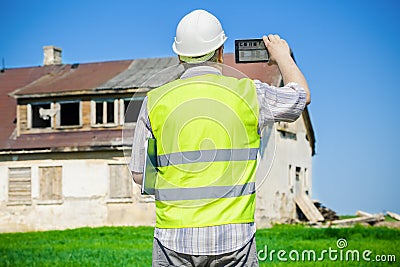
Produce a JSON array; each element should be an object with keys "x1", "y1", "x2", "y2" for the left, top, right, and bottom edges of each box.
[{"x1": 129, "y1": 65, "x2": 306, "y2": 255}]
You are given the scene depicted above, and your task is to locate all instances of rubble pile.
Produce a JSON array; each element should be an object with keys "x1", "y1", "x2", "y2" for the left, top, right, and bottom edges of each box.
[{"x1": 313, "y1": 201, "x2": 339, "y2": 221}]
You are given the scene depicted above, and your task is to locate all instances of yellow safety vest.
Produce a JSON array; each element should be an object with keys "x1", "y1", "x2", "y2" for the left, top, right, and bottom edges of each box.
[{"x1": 147, "y1": 74, "x2": 260, "y2": 228}]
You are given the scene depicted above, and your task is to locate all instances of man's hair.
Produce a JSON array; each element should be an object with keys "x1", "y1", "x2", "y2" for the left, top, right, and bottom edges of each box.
[
  {"x1": 180, "y1": 46, "x2": 222, "y2": 70},
  {"x1": 208, "y1": 47, "x2": 221, "y2": 63}
]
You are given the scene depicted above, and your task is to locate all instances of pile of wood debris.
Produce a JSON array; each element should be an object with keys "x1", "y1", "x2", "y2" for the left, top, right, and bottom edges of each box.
[
  {"x1": 314, "y1": 201, "x2": 339, "y2": 221},
  {"x1": 328, "y1": 210, "x2": 400, "y2": 228},
  {"x1": 314, "y1": 206, "x2": 400, "y2": 228},
  {"x1": 293, "y1": 194, "x2": 400, "y2": 228}
]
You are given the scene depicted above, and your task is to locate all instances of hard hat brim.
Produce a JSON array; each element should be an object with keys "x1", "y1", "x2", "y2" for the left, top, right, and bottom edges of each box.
[{"x1": 172, "y1": 35, "x2": 228, "y2": 57}]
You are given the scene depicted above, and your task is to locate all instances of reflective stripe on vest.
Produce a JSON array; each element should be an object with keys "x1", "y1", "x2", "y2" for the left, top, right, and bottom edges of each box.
[
  {"x1": 157, "y1": 147, "x2": 258, "y2": 167},
  {"x1": 155, "y1": 182, "x2": 256, "y2": 201},
  {"x1": 147, "y1": 73, "x2": 260, "y2": 228}
]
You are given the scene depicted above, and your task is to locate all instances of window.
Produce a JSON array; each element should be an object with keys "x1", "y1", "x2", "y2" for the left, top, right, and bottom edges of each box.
[
  {"x1": 120, "y1": 98, "x2": 144, "y2": 124},
  {"x1": 109, "y1": 164, "x2": 133, "y2": 200},
  {"x1": 294, "y1": 166, "x2": 302, "y2": 196},
  {"x1": 29, "y1": 103, "x2": 52, "y2": 128},
  {"x1": 279, "y1": 130, "x2": 297, "y2": 140},
  {"x1": 304, "y1": 168, "x2": 308, "y2": 188},
  {"x1": 39, "y1": 166, "x2": 62, "y2": 202},
  {"x1": 8, "y1": 167, "x2": 31, "y2": 204},
  {"x1": 56, "y1": 101, "x2": 81, "y2": 127},
  {"x1": 95, "y1": 102, "x2": 103, "y2": 124},
  {"x1": 288, "y1": 164, "x2": 293, "y2": 193},
  {"x1": 295, "y1": 166, "x2": 301, "y2": 181},
  {"x1": 92, "y1": 99, "x2": 118, "y2": 126}
]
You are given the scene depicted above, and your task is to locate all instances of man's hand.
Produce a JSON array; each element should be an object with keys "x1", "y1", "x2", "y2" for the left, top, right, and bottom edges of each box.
[
  {"x1": 263, "y1": 34, "x2": 291, "y2": 65},
  {"x1": 132, "y1": 172, "x2": 143, "y2": 185},
  {"x1": 263, "y1": 34, "x2": 311, "y2": 105}
]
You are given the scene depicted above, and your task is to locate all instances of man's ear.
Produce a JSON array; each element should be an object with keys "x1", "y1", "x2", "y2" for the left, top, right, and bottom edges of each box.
[{"x1": 218, "y1": 46, "x2": 224, "y2": 63}]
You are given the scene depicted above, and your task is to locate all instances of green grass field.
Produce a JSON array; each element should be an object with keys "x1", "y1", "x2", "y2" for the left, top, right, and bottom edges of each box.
[{"x1": 0, "y1": 224, "x2": 398, "y2": 266}]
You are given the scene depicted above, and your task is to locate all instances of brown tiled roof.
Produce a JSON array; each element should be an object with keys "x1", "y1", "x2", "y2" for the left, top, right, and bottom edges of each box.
[
  {"x1": 1, "y1": 60, "x2": 132, "y2": 151},
  {"x1": 0, "y1": 65, "x2": 59, "y2": 149},
  {"x1": 11, "y1": 60, "x2": 132, "y2": 97}
]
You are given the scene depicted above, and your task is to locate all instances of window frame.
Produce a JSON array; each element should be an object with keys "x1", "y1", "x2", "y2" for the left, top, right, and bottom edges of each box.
[
  {"x1": 37, "y1": 165, "x2": 63, "y2": 205},
  {"x1": 107, "y1": 163, "x2": 134, "y2": 202},
  {"x1": 304, "y1": 168, "x2": 309, "y2": 188},
  {"x1": 7, "y1": 167, "x2": 32, "y2": 206},
  {"x1": 55, "y1": 100, "x2": 82, "y2": 129},
  {"x1": 120, "y1": 96, "x2": 145, "y2": 125},
  {"x1": 27, "y1": 102, "x2": 54, "y2": 129},
  {"x1": 91, "y1": 99, "x2": 119, "y2": 127},
  {"x1": 295, "y1": 166, "x2": 301, "y2": 181},
  {"x1": 278, "y1": 130, "x2": 297, "y2": 141}
]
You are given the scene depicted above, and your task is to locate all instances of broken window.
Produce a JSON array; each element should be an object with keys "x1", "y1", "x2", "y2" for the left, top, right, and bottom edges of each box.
[
  {"x1": 30, "y1": 103, "x2": 52, "y2": 128},
  {"x1": 109, "y1": 164, "x2": 133, "y2": 199},
  {"x1": 8, "y1": 167, "x2": 31, "y2": 204},
  {"x1": 57, "y1": 101, "x2": 81, "y2": 127},
  {"x1": 121, "y1": 97, "x2": 144, "y2": 124},
  {"x1": 39, "y1": 166, "x2": 62, "y2": 202},
  {"x1": 92, "y1": 100, "x2": 118, "y2": 126}
]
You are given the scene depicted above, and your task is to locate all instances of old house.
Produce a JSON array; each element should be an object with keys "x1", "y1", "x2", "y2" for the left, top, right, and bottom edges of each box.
[{"x1": 0, "y1": 46, "x2": 317, "y2": 232}]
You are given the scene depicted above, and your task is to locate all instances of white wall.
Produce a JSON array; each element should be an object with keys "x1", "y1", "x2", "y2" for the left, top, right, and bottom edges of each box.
[
  {"x1": 0, "y1": 153, "x2": 155, "y2": 233},
  {"x1": 256, "y1": 116, "x2": 313, "y2": 228},
  {"x1": 0, "y1": 116, "x2": 313, "y2": 232}
]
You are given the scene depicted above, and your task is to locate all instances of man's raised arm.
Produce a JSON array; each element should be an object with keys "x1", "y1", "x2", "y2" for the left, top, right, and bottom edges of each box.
[{"x1": 263, "y1": 34, "x2": 311, "y2": 105}]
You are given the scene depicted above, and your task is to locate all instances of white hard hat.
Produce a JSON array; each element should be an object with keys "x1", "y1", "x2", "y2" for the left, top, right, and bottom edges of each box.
[{"x1": 172, "y1": 10, "x2": 228, "y2": 57}]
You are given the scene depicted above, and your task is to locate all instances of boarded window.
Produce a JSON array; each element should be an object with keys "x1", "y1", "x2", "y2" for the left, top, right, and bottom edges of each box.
[
  {"x1": 39, "y1": 166, "x2": 62, "y2": 201},
  {"x1": 8, "y1": 167, "x2": 31, "y2": 204},
  {"x1": 123, "y1": 98, "x2": 144, "y2": 123},
  {"x1": 59, "y1": 102, "x2": 80, "y2": 126},
  {"x1": 109, "y1": 164, "x2": 132, "y2": 199},
  {"x1": 31, "y1": 103, "x2": 51, "y2": 128}
]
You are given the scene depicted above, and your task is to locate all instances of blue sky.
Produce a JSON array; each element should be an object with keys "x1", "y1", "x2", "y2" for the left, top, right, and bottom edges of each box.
[{"x1": 1, "y1": 0, "x2": 399, "y2": 215}]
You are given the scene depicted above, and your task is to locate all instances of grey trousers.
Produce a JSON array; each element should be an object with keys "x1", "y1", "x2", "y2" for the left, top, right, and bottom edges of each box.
[{"x1": 152, "y1": 236, "x2": 259, "y2": 267}]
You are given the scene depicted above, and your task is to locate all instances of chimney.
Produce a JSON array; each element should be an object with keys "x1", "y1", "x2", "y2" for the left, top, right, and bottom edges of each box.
[{"x1": 43, "y1": 46, "x2": 62, "y2": 65}]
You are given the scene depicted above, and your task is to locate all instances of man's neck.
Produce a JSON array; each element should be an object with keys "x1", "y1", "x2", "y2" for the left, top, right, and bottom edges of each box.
[{"x1": 180, "y1": 65, "x2": 222, "y2": 79}]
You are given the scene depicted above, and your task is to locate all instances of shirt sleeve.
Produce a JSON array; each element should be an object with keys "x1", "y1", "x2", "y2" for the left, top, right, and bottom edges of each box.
[
  {"x1": 255, "y1": 80, "x2": 307, "y2": 129},
  {"x1": 129, "y1": 96, "x2": 152, "y2": 173}
]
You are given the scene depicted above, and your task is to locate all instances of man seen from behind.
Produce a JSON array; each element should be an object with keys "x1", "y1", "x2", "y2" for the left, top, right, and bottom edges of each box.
[{"x1": 130, "y1": 9, "x2": 311, "y2": 267}]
